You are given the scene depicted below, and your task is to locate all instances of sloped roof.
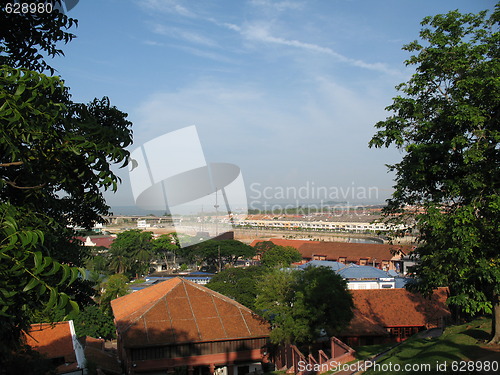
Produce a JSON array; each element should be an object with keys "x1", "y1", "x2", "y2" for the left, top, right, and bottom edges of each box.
[
  {"x1": 341, "y1": 310, "x2": 390, "y2": 337},
  {"x1": 350, "y1": 288, "x2": 450, "y2": 328},
  {"x1": 25, "y1": 322, "x2": 75, "y2": 360},
  {"x1": 337, "y1": 264, "x2": 392, "y2": 279},
  {"x1": 249, "y1": 239, "x2": 312, "y2": 249},
  {"x1": 298, "y1": 241, "x2": 408, "y2": 262},
  {"x1": 250, "y1": 239, "x2": 410, "y2": 262},
  {"x1": 297, "y1": 260, "x2": 346, "y2": 271},
  {"x1": 111, "y1": 277, "x2": 269, "y2": 348}
]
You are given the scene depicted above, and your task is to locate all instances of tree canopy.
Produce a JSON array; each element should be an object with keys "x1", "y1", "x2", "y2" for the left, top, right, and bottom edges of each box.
[
  {"x1": 0, "y1": 1, "x2": 133, "y2": 360},
  {"x1": 369, "y1": 5, "x2": 500, "y2": 343},
  {"x1": 108, "y1": 230, "x2": 154, "y2": 276},
  {"x1": 255, "y1": 267, "x2": 353, "y2": 347},
  {"x1": 0, "y1": 0, "x2": 77, "y2": 74},
  {"x1": 183, "y1": 239, "x2": 256, "y2": 272},
  {"x1": 260, "y1": 245, "x2": 302, "y2": 268},
  {"x1": 206, "y1": 266, "x2": 267, "y2": 311}
]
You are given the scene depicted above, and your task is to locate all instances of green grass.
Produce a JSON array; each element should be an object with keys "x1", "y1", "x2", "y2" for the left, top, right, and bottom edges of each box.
[
  {"x1": 354, "y1": 342, "x2": 396, "y2": 360},
  {"x1": 363, "y1": 317, "x2": 498, "y2": 374}
]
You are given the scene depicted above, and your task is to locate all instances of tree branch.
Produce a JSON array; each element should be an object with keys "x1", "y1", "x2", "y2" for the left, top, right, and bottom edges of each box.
[
  {"x1": 0, "y1": 161, "x2": 24, "y2": 167},
  {"x1": 4, "y1": 180, "x2": 46, "y2": 190}
]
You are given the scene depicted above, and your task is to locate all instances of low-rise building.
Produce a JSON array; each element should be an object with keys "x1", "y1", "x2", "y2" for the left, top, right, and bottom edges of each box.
[
  {"x1": 112, "y1": 277, "x2": 270, "y2": 375},
  {"x1": 24, "y1": 321, "x2": 86, "y2": 374},
  {"x1": 340, "y1": 288, "x2": 450, "y2": 346}
]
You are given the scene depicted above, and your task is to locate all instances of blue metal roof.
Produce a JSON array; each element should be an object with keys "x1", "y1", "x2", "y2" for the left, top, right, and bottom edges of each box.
[
  {"x1": 337, "y1": 264, "x2": 392, "y2": 279},
  {"x1": 297, "y1": 260, "x2": 346, "y2": 271}
]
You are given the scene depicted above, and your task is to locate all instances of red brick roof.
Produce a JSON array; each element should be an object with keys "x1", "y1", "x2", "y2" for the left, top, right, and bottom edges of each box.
[
  {"x1": 25, "y1": 322, "x2": 79, "y2": 373},
  {"x1": 74, "y1": 236, "x2": 115, "y2": 248},
  {"x1": 298, "y1": 241, "x2": 409, "y2": 262},
  {"x1": 343, "y1": 288, "x2": 450, "y2": 336},
  {"x1": 250, "y1": 239, "x2": 410, "y2": 263},
  {"x1": 111, "y1": 277, "x2": 269, "y2": 348},
  {"x1": 25, "y1": 322, "x2": 75, "y2": 359},
  {"x1": 250, "y1": 239, "x2": 312, "y2": 249}
]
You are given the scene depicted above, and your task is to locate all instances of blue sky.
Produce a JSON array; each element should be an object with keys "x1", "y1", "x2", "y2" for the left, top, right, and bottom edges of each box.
[{"x1": 52, "y1": 0, "x2": 496, "y2": 208}]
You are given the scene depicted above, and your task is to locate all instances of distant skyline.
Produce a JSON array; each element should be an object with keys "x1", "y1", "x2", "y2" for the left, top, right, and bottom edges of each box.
[{"x1": 51, "y1": 0, "x2": 496, "y2": 208}]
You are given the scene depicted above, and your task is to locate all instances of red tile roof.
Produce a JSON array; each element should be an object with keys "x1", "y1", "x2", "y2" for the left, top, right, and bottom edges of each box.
[
  {"x1": 343, "y1": 288, "x2": 450, "y2": 336},
  {"x1": 250, "y1": 239, "x2": 312, "y2": 249},
  {"x1": 24, "y1": 321, "x2": 80, "y2": 373},
  {"x1": 74, "y1": 236, "x2": 115, "y2": 248},
  {"x1": 111, "y1": 277, "x2": 269, "y2": 348},
  {"x1": 298, "y1": 241, "x2": 409, "y2": 262},
  {"x1": 25, "y1": 322, "x2": 75, "y2": 360},
  {"x1": 250, "y1": 239, "x2": 410, "y2": 263}
]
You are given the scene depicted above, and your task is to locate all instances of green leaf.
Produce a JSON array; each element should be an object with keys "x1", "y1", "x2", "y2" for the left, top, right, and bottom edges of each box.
[{"x1": 23, "y1": 278, "x2": 40, "y2": 292}]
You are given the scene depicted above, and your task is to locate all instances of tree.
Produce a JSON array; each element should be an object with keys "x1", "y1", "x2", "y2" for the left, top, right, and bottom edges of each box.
[
  {"x1": 108, "y1": 230, "x2": 154, "y2": 276},
  {"x1": 260, "y1": 245, "x2": 302, "y2": 268},
  {"x1": 184, "y1": 240, "x2": 256, "y2": 272},
  {"x1": 152, "y1": 233, "x2": 180, "y2": 270},
  {"x1": 99, "y1": 274, "x2": 130, "y2": 316},
  {"x1": 255, "y1": 267, "x2": 353, "y2": 347},
  {"x1": 369, "y1": 5, "x2": 500, "y2": 343},
  {"x1": 0, "y1": 0, "x2": 77, "y2": 74},
  {"x1": 74, "y1": 305, "x2": 116, "y2": 340},
  {"x1": 0, "y1": 2, "x2": 133, "y2": 360},
  {"x1": 206, "y1": 266, "x2": 267, "y2": 310}
]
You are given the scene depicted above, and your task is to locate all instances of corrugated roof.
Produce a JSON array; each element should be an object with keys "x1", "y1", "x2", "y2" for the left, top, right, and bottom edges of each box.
[
  {"x1": 337, "y1": 264, "x2": 392, "y2": 279},
  {"x1": 297, "y1": 260, "x2": 346, "y2": 271},
  {"x1": 111, "y1": 277, "x2": 269, "y2": 348}
]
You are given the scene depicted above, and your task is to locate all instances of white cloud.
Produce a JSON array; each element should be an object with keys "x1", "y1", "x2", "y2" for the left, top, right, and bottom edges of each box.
[
  {"x1": 151, "y1": 24, "x2": 217, "y2": 47},
  {"x1": 139, "y1": 0, "x2": 196, "y2": 18},
  {"x1": 250, "y1": 0, "x2": 305, "y2": 12},
  {"x1": 240, "y1": 23, "x2": 397, "y2": 75}
]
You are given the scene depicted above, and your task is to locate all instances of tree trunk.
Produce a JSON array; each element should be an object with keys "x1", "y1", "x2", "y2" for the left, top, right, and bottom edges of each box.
[{"x1": 489, "y1": 293, "x2": 500, "y2": 345}]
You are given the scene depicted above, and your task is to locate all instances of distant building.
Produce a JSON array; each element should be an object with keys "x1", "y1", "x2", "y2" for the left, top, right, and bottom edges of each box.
[
  {"x1": 251, "y1": 239, "x2": 411, "y2": 272},
  {"x1": 137, "y1": 220, "x2": 151, "y2": 229},
  {"x1": 24, "y1": 321, "x2": 86, "y2": 374},
  {"x1": 298, "y1": 260, "x2": 396, "y2": 289},
  {"x1": 130, "y1": 272, "x2": 215, "y2": 291},
  {"x1": 112, "y1": 277, "x2": 270, "y2": 375},
  {"x1": 75, "y1": 235, "x2": 115, "y2": 249}
]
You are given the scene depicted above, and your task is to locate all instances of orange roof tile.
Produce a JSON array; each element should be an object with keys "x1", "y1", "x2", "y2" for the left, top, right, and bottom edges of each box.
[
  {"x1": 111, "y1": 277, "x2": 269, "y2": 348},
  {"x1": 250, "y1": 239, "x2": 312, "y2": 249},
  {"x1": 250, "y1": 239, "x2": 410, "y2": 263},
  {"x1": 350, "y1": 288, "x2": 450, "y2": 329},
  {"x1": 25, "y1": 322, "x2": 75, "y2": 360},
  {"x1": 298, "y1": 241, "x2": 409, "y2": 262}
]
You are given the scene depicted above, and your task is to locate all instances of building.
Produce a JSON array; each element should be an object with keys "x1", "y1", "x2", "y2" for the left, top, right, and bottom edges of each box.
[
  {"x1": 130, "y1": 272, "x2": 215, "y2": 292},
  {"x1": 298, "y1": 261, "x2": 396, "y2": 289},
  {"x1": 75, "y1": 235, "x2": 115, "y2": 249},
  {"x1": 24, "y1": 321, "x2": 86, "y2": 374},
  {"x1": 337, "y1": 264, "x2": 395, "y2": 289},
  {"x1": 340, "y1": 288, "x2": 450, "y2": 346},
  {"x1": 111, "y1": 277, "x2": 270, "y2": 375},
  {"x1": 251, "y1": 239, "x2": 410, "y2": 272},
  {"x1": 239, "y1": 219, "x2": 407, "y2": 233}
]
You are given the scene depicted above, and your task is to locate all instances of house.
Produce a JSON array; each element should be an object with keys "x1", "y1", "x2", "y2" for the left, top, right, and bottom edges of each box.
[
  {"x1": 251, "y1": 239, "x2": 410, "y2": 272},
  {"x1": 337, "y1": 264, "x2": 395, "y2": 289},
  {"x1": 111, "y1": 277, "x2": 270, "y2": 375},
  {"x1": 75, "y1": 235, "x2": 115, "y2": 249},
  {"x1": 24, "y1": 321, "x2": 86, "y2": 374},
  {"x1": 298, "y1": 261, "x2": 396, "y2": 289},
  {"x1": 340, "y1": 288, "x2": 450, "y2": 346},
  {"x1": 130, "y1": 272, "x2": 215, "y2": 292}
]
